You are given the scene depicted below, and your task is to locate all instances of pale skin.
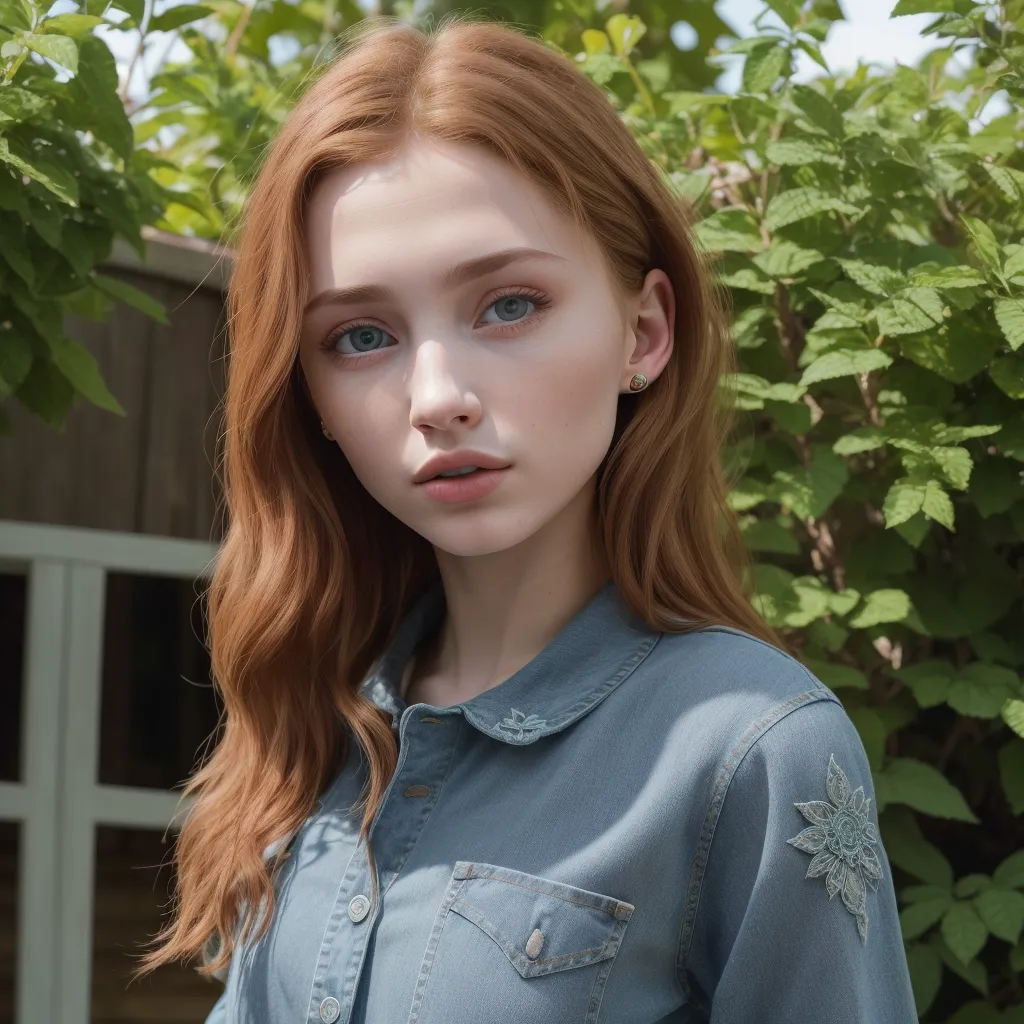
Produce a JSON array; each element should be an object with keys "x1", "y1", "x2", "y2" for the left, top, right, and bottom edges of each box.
[{"x1": 298, "y1": 135, "x2": 675, "y2": 708}]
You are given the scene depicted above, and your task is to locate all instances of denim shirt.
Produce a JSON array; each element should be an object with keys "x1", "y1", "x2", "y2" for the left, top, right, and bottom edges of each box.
[{"x1": 204, "y1": 579, "x2": 917, "y2": 1023}]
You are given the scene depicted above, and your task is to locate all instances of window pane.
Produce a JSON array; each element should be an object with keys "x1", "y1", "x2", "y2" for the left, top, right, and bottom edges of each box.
[
  {"x1": 0, "y1": 821, "x2": 18, "y2": 1024},
  {"x1": 99, "y1": 573, "x2": 222, "y2": 791},
  {"x1": 92, "y1": 826, "x2": 222, "y2": 1024},
  {"x1": 0, "y1": 573, "x2": 27, "y2": 783}
]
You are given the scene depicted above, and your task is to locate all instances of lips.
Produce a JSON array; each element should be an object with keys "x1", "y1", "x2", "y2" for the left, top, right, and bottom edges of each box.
[{"x1": 413, "y1": 451, "x2": 511, "y2": 484}]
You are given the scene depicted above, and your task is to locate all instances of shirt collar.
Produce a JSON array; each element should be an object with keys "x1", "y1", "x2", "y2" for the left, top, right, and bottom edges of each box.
[{"x1": 359, "y1": 578, "x2": 661, "y2": 745}]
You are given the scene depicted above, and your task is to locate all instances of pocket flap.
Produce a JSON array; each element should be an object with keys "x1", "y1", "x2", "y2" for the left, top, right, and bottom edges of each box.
[{"x1": 448, "y1": 861, "x2": 634, "y2": 979}]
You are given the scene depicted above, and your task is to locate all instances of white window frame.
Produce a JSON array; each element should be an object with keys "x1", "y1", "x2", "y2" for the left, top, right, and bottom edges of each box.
[{"x1": 0, "y1": 519, "x2": 219, "y2": 1024}]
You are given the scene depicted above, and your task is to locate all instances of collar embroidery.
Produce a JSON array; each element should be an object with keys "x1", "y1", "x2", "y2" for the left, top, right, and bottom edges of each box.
[
  {"x1": 496, "y1": 708, "x2": 548, "y2": 741},
  {"x1": 787, "y1": 753, "x2": 883, "y2": 944}
]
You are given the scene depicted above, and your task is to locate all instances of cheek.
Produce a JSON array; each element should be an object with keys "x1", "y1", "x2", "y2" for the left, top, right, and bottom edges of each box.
[
  {"x1": 328, "y1": 395, "x2": 404, "y2": 491},
  {"x1": 522, "y1": 351, "x2": 620, "y2": 473}
]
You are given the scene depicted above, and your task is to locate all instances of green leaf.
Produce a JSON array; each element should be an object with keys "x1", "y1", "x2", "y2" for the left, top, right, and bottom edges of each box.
[
  {"x1": 895, "y1": 660, "x2": 956, "y2": 708},
  {"x1": 47, "y1": 335, "x2": 124, "y2": 415},
  {"x1": 799, "y1": 346, "x2": 892, "y2": 386},
  {"x1": 790, "y1": 83, "x2": 844, "y2": 137},
  {"x1": 581, "y1": 29, "x2": 610, "y2": 56},
  {"x1": 764, "y1": 188, "x2": 863, "y2": 231},
  {"x1": 739, "y1": 515, "x2": 801, "y2": 554},
  {"x1": 982, "y1": 162, "x2": 1024, "y2": 202},
  {"x1": 955, "y1": 874, "x2": 993, "y2": 899},
  {"x1": 22, "y1": 32, "x2": 78, "y2": 73},
  {"x1": 38, "y1": 12, "x2": 103, "y2": 36},
  {"x1": 836, "y1": 259, "x2": 906, "y2": 297},
  {"x1": 942, "y1": 901, "x2": 989, "y2": 964},
  {"x1": 764, "y1": 0, "x2": 802, "y2": 27},
  {"x1": 728, "y1": 479, "x2": 770, "y2": 512},
  {"x1": 849, "y1": 588, "x2": 912, "y2": 628},
  {"x1": 975, "y1": 888, "x2": 1024, "y2": 944},
  {"x1": 990, "y1": 355, "x2": 1024, "y2": 399},
  {"x1": 147, "y1": 2, "x2": 213, "y2": 31},
  {"x1": 993, "y1": 850, "x2": 1024, "y2": 888},
  {"x1": 771, "y1": 448, "x2": 848, "y2": 518},
  {"x1": 948, "y1": 664, "x2": 1020, "y2": 718},
  {"x1": 0, "y1": 135, "x2": 78, "y2": 207},
  {"x1": 1005, "y1": 246, "x2": 1024, "y2": 280},
  {"x1": 998, "y1": 740, "x2": 1024, "y2": 815},
  {"x1": 910, "y1": 265, "x2": 987, "y2": 290},
  {"x1": 905, "y1": 942, "x2": 942, "y2": 1017},
  {"x1": 90, "y1": 274, "x2": 170, "y2": 324},
  {"x1": 922, "y1": 478, "x2": 955, "y2": 530},
  {"x1": 892, "y1": 0, "x2": 967, "y2": 11},
  {"x1": 876, "y1": 758, "x2": 979, "y2": 822},
  {"x1": 930, "y1": 934, "x2": 988, "y2": 994},
  {"x1": 803, "y1": 657, "x2": 869, "y2": 690},
  {"x1": 883, "y1": 476, "x2": 927, "y2": 527},
  {"x1": 1004, "y1": 699, "x2": 1024, "y2": 739},
  {"x1": 833, "y1": 427, "x2": 887, "y2": 455},
  {"x1": 850, "y1": 707, "x2": 886, "y2": 770},
  {"x1": 743, "y1": 41, "x2": 790, "y2": 94},
  {"x1": 752, "y1": 240, "x2": 825, "y2": 278},
  {"x1": 765, "y1": 138, "x2": 841, "y2": 167},
  {"x1": 900, "y1": 326, "x2": 999, "y2": 383},
  {"x1": 605, "y1": 13, "x2": 646, "y2": 57},
  {"x1": 695, "y1": 208, "x2": 763, "y2": 253},
  {"x1": 994, "y1": 297, "x2": 1024, "y2": 351},
  {"x1": 962, "y1": 215, "x2": 1003, "y2": 274},
  {"x1": 881, "y1": 806, "x2": 954, "y2": 888},
  {"x1": 877, "y1": 288, "x2": 947, "y2": 336},
  {"x1": 901, "y1": 895, "x2": 953, "y2": 939}
]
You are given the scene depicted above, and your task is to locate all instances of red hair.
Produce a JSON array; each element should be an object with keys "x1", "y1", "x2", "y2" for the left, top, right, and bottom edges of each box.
[{"x1": 134, "y1": 13, "x2": 775, "y2": 981}]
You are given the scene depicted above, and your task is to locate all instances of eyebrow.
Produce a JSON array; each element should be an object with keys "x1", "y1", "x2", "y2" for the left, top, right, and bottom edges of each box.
[{"x1": 302, "y1": 247, "x2": 566, "y2": 317}]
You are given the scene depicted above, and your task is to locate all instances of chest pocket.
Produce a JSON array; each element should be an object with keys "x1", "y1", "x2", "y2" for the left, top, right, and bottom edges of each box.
[{"x1": 408, "y1": 861, "x2": 634, "y2": 1024}]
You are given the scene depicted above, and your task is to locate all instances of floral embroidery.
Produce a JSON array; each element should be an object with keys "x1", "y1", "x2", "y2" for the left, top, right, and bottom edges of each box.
[
  {"x1": 787, "y1": 753, "x2": 883, "y2": 944},
  {"x1": 497, "y1": 707, "x2": 547, "y2": 740}
]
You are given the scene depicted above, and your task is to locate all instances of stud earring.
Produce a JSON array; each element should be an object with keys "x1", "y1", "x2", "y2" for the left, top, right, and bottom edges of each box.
[
  {"x1": 628, "y1": 372, "x2": 648, "y2": 392},
  {"x1": 320, "y1": 419, "x2": 334, "y2": 441}
]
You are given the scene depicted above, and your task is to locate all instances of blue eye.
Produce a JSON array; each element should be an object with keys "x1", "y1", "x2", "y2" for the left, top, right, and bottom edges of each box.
[
  {"x1": 318, "y1": 288, "x2": 551, "y2": 361},
  {"x1": 342, "y1": 324, "x2": 391, "y2": 354}
]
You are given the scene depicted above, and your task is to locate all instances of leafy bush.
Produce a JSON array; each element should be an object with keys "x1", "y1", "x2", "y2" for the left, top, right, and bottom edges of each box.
[
  {"x1": 568, "y1": 2, "x2": 1024, "y2": 1019},
  {"x1": 0, "y1": 0, "x2": 181, "y2": 432}
]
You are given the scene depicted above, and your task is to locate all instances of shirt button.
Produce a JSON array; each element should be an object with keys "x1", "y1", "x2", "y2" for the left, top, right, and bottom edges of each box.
[
  {"x1": 319, "y1": 996, "x2": 341, "y2": 1023},
  {"x1": 348, "y1": 894, "x2": 370, "y2": 922},
  {"x1": 404, "y1": 784, "x2": 430, "y2": 797}
]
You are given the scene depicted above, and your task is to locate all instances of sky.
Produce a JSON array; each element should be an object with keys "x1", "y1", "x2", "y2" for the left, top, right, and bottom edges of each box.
[{"x1": 86, "y1": 0, "x2": 946, "y2": 113}]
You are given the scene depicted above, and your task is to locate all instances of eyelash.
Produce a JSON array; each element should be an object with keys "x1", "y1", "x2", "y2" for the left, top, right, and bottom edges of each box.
[{"x1": 316, "y1": 286, "x2": 553, "y2": 362}]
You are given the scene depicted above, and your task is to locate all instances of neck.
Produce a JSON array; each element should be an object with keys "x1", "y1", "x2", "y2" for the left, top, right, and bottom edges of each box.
[{"x1": 419, "y1": 478, "x2": 609, "y2": 705}]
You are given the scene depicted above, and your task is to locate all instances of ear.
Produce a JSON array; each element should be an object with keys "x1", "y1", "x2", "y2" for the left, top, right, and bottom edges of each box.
[{"x1": 622, "y1": 268, "x2": 675, "y2": 389}]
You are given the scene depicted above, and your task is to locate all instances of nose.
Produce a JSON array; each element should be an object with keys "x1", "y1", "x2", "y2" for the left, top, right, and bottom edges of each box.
[{"x1": 408, "y1": 339, "x2": 482, "y2": 434}]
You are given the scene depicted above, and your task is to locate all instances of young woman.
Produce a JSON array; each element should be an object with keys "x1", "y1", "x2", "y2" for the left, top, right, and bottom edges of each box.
[{"x1": 138, "y1": 14, "x2": 918, "y2": 1023}]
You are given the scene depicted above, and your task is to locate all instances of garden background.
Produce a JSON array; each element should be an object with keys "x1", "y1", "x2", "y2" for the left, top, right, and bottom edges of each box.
[{"x1": 0, "y1": 0, "x2": 1023, "y2": 1021}]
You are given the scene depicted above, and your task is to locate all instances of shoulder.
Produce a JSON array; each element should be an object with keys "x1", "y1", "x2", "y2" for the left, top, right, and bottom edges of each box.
[
  {"x1": 633, "y1": 623, "x2": 856, "y2": 786},
  {"x1": 642, "y1": 622, "x2": 838, "y2": 720}
]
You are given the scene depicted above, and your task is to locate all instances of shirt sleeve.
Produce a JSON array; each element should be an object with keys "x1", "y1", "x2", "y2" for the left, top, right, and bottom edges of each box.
[{"x1": 682, "y1": 694, "x2": 918, "y2": 1023}]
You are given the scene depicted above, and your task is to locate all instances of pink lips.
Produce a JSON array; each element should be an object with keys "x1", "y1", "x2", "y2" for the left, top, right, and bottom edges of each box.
[{"x1": 418, "y1": 467, "x2": 509, "y2": 504}]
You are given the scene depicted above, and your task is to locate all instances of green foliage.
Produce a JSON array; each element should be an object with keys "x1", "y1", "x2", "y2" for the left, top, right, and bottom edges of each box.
[
  {"x1": 0, "y1": 0, "x2": 181, "y2": 432},
  {"x1": 581, "y1": 2, "x2": 1023, "y2": 1019}
]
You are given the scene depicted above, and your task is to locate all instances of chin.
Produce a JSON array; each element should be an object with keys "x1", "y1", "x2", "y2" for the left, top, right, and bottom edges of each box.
[{"x1": 416, "y1": 509, "x2": 548, "y2": 558}]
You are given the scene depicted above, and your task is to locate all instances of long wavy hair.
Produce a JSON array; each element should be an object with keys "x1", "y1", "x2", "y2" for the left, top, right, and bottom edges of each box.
[{"x1": 135, "y1": 12, "x2": 778, "y2": 982}]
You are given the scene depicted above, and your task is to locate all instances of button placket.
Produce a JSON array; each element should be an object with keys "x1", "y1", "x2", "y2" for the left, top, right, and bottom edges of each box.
[{"x1": 310, "y1": 712, "x2": 461, "y2": 1024}]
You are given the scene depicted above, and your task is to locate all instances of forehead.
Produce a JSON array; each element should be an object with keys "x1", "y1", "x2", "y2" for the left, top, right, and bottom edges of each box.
[{"x1": 303, "y1": 137, "x2": 600, "y2": 291}]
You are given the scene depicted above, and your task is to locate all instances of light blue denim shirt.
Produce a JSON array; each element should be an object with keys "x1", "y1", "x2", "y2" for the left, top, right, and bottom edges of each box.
[{"x1": 204, "y1": 579, "x2": 917, "y2": 1023}]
